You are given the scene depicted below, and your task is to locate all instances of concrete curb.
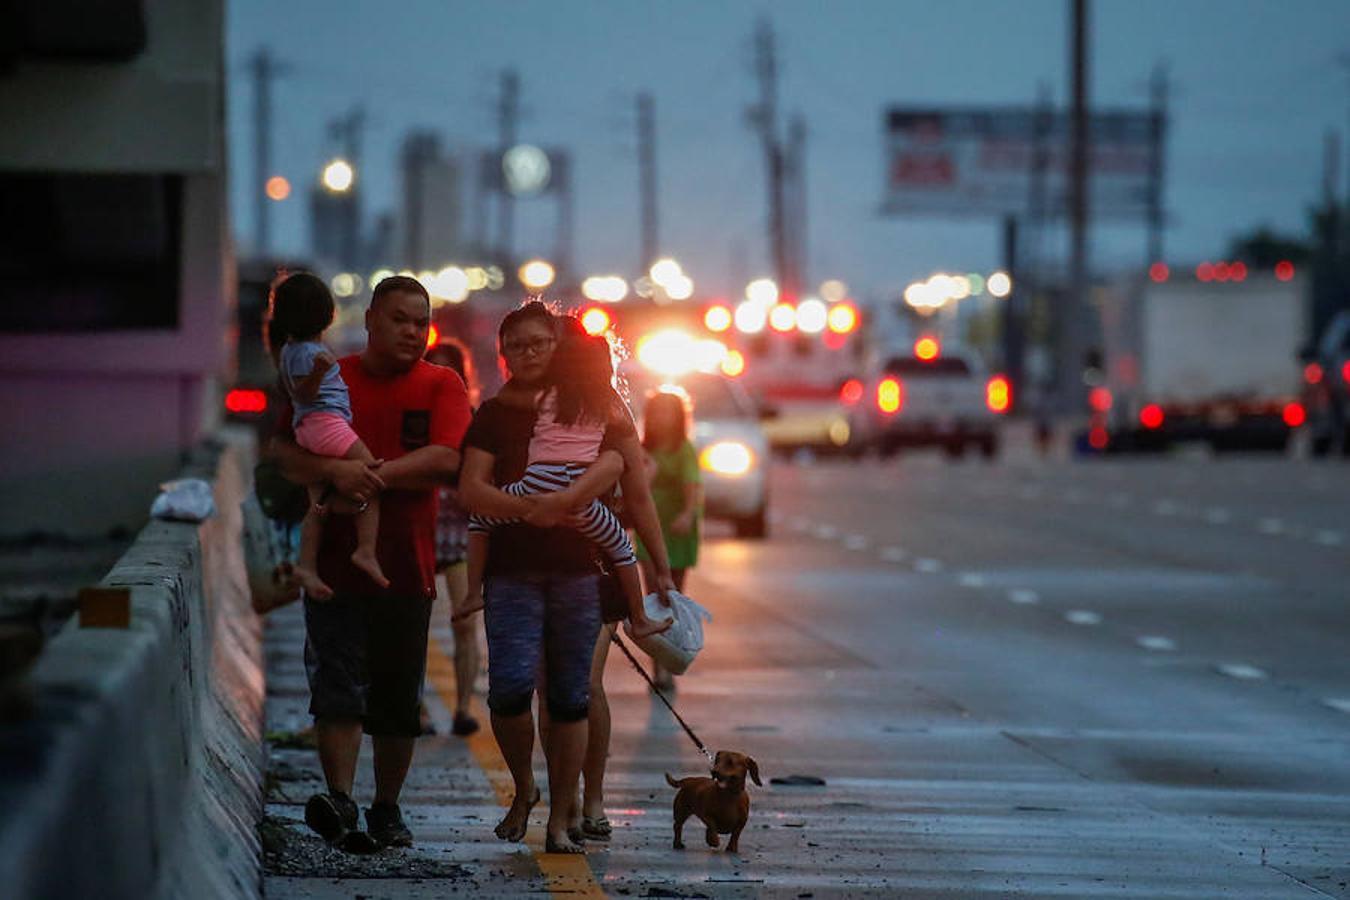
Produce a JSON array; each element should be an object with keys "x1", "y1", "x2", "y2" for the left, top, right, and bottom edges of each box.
[{"x1": 0, "y1": 429, "x2": 266, "y2": 900}]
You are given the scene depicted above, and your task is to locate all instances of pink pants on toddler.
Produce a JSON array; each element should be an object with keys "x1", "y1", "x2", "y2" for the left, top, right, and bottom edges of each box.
[{"x1": 295, "y1": 412, "x2": 361, "y2": 457}]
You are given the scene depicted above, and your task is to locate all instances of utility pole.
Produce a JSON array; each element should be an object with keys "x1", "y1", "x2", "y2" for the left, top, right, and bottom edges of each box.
[
  {"x1": 1063, "y1": 0, "x2": 1091, "y2": 413},
  {"x1": 787, "y1": 113, "x2": 808, "y2": 294},
  {"x1": 1147, "y1": 62, "x2": 1169, "y2": 265},
  {"x1": 748, "y1": 19, "x2": 792, "y2": 298},
  {"x1": 328, "y1": 106, "x2": 366, "y2": 270},
  {"x1": 637, "y1": 92, "x2": 658, "y2": 276},
  {"x1": 249, "y1": 46, "x2": 287, "y2": 257},
  {"x1": 496, "y1": 69, "x2": 520, "y2": 263}
]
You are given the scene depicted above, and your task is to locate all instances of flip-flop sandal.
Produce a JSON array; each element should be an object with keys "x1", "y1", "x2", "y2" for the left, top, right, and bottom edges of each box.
[
  {"x1": 544, "y1": 833, "x2": 586, "y2": 854},
  {"x1": 567, "y1": 825, "x2": 586, "y2": 845},
  {"x1": 493, "y1": 787, "x2": 540, "y2": 842},
  {"x1": 580, "y1": 816, "x2": 613, "y2": 841}
]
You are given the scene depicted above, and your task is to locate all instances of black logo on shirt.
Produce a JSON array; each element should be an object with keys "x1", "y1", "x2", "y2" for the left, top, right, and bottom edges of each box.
[{"x1": 401, "y1": 410, "x2": 431, "y2": 450}]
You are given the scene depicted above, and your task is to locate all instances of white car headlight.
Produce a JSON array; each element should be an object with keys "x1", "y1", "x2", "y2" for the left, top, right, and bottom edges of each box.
[{"x1": 700, "y1": 441, "x2": 754, "y2": 477}]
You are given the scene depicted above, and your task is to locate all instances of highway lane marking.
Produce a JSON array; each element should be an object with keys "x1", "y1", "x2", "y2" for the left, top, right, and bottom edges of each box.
[
  {"x1": 1204, "y1": 507, "x2": 1231, "y2": 525},
  {"x1": 1152, "y1": 499, "x2": 1180, "y2": 516},
  {"x1": 879, "y1": 546, "x2": 907, "y2": 562},
  {"x1": 1064, "y1": 610, "x2": 1103, "y2": 626},
  {"x1": 1137, "y1": 636, "x2": 1177, "y2": 651},
  {"x1": 1216, "y1": 663, "x2": 1268, "y2": 680},
  {"x1": 957, "y1": 573, "x2": 987, "y2": 589},
  {"x1": 425, "y1": 635, "x2": 604, "y2": 897},
  {"x1": 1323, "y1": 698, "x2": 1350, "y2": 714},
  {"x1": 1107, "y1": 492, "x2": 1132, "y2": 509},
  {"x1": 843, "y1": 533, "x2": 870, "y2": 551},
  {"x1": 813, "y1": 524, "x2": 838, "y2": 539},
  {"x1": 914, "y1": 557, "x2": 943, "y2": 573},
  {"x1": 1257, "y1": 518, "x2": 1285, "y2": 535},
  {"x1": 1008, "y1": 589, "x2": 1040, "y2": 605}
]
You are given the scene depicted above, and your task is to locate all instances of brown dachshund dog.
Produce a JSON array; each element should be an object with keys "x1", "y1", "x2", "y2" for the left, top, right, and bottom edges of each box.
[{"x1": 665, "y1": 750, "x2": 762, "y2": 853}]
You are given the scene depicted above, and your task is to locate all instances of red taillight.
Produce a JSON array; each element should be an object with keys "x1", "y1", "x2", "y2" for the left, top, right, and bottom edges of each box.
[
  {"x1": 1342, "y1": 360, "x2": 1350, "y2": 385},
  {"x1": 225, "y1": 388, "x2": 268, "y2": 415},
  {"x1": 1089, "y1": 387, "x2": 1113, "y2": 413},
  {"x1": 877, "y1": 377, "x2": 903, "y2": 415},
  {"x1": 1275, "y1": 260, "x2": 1295, "y2": 281},
  {"x1": 1148, "y1": 262, "x2": 1169, "y2": 283},
  {"x1": 986, "y1": 376, "x2": 1011, "y2": 413},
  {"x1": 1140, "y1": 404, "x2": 1164, "y2": 429},
  {"x1": 914, "y1": 337, "x2": 940, "y2": 361},
  {"x1": 840, "y1": 378, "x2": 863, "y2": 406},
  {"x1": 1283, "y1": 402, "x2": 1306, "y2": 428},
  {"x1": 1304, "y1": 362, "x2": 1324, "y2": 385},
  {"x1": 1089, "y1": 426, "x2": 1109, "y2": 450}
]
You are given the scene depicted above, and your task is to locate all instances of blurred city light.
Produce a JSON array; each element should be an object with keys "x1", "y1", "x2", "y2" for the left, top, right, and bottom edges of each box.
[
  {"x1": 827, "y1": 302, "x2": 859, "y2": 334},
  {"x1": 582, "y1": 275, "x2": 628, "y2": 303},
  {"x1": 950, "y1": 275, "x2": 972, "y2": 300},
  {"x1": 720, "y1": 349, "x2": 746, "y2": 377},
  {"x1": 795, "y1": 298, "x2": 828, "y2": 333},
  {"x1": 1196, "y1": 262, "x2": 1215, "y2": 283},
  {"x1": 987, "y1": 271, "x2": 1012, "y2": 298},
  {"x1": 966, "y1": 273, "x2": 985, "y2": 296},
  {"x1": 1304, "y1": 362, "x2": 1324, "y2": 385},
  {"x1": 745, "y1": 278, "x2": 779, "y2": 306},
  {"x1": 1089, "y1": 426, "x2": 1109, "y2": 450},
  {"x1": 839, "y1": 378, "x2": 863, "y2": 406},
  {"x1": 650, "y1": 258, "x2": 683, "y2": 288},
  {"x1": 914, "y1": 336, "x2": 940, "y2": 360},
  {"x1": 426, "y1": 323, "x2": 440, "y2": 349},
  {"x1": 225, "y1": 388, "x2": 268, "y2": 414},
  {"x1": 1149, "y1": 262, "x2": 1170, "y2": 283},
  {"x1": 704, "y1": 305, "x2": 733, "y2": 332},
  {"x1": 1089, "y1": 386, "x2": 1113, "y2": 412},
  {"x1": 519, "y1": 259, "x2": 556, "y2": 290},
  {"x1": 1275, "y1": 260, "x2": 1295, "y2": 281},
  {"x1": 1283, "y1": 402, "x2": 1306, "y2": 427},
  {"x1": 877, "y1": 377, "x2": 903, "y2": 415},
  {"x1": 265, "y1": 176, "x2": 291, "y2": 201},
  {"x1": 369, "y1": 268, "x2": 395, "y2": 286},
  {"x1": 466, "y1": 267, "x2": 489, "y2": 290},
  {"x1": 665, "y1": 273, "x2": 695, "y2": 300},
  {"x1": 986, "y1": 376, "x2": 1011, "y2": 414},
  {"x1": 331, "y1": 272, "x2": 358, "y2": 298},
  {"x1": 769, "y1": 302, "x2": 797, "y2": 332},
  {"x1": 485, "y1": 266, "x2": 506, "y2": 290},
  {"x1": 321, "y1": 158, "x2": 355, "y2": 193},
  {"x1": 693, "y1": 339, "x2": 729, "y2": 372},
  {"x1": 429, "y1": 266, "x2": 470, "y2": 303},
  {"x1": 1140, "y1": 403, "x2": 1165, "y2": 429},
  {"x1": 580, "y1": 306, "x2": 611, "y2": 335},
  {"x1": 820, "y1": 279, "x2": 848, "y2": 303},
  {"x1": 734, "y1": 299, "x2": 768, "y2": 334}
]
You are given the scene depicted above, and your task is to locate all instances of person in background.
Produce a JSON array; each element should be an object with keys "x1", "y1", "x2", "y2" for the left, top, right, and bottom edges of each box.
[
  {"x1": 635, "y1": 389, "x2": 702, "y2": 691},
  {"x1": 425, "y1": 336, "x2": 484, "y2": 737}
]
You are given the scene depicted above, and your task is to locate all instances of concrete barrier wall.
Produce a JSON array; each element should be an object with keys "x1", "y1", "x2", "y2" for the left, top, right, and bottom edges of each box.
[{"x1": 0, "y1": 429, "x2": 266, "y2": 900}]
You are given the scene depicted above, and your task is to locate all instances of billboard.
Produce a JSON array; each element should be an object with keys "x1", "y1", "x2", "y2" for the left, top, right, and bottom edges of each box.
[{"x1": 882, "y1": 107, "x2": 1160, "y2": 220}]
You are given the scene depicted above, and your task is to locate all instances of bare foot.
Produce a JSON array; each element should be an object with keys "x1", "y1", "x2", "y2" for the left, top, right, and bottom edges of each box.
[
  {"x1": 351, "y1": 550, "x2": 390, "y2": 589},
  {"x1": 292, "y1": 565, "x2": 333, "y2": 601},
  {"x1": 627, "y1": 614, "x2": 673, "y2": 640},
  {"x1": 493, "y1": 786, "x2": 539, "y2": 842},
  {"x1": 544, "y1": 830, "x2": 586, "y2": 854}
]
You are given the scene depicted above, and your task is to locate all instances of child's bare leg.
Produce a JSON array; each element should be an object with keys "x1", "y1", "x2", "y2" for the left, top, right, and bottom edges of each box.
[
  {"x1": 453, "y1": 532, "x2": 488, "y2": 623},
  {"x1": 617, "y1": 563, "x2": 670, "y2": 639},
  {"x1": 343, "y1": 439, "x2": 389, "y2": 589},
  {"x1": 293, "y1": 486, "x2": 334, "y2": 601}
]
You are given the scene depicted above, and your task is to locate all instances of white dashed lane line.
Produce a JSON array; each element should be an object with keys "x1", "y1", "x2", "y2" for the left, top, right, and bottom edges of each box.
[
  {"x1": 1204, "y1": 507, "x2": 1231, "y2": 525},
  {"x1": 1257, "y1": 518, "x2": 1285, "y2": 535},
  {"x1": 957, "y1": 573, "x2": 987, "y2": 589},
  {"x1": 1152, "y1": 499, "x2": 1181, "y2": 517},
  {"x1": 1008, "y1": 589, "x2": 1040, "y2": 605},
  {"x1": 879, "y1": 546, "x2": 907, "y2": 563},
  {"x1": 914, "y1": 558, "x2": 943, "y2": 574},
  {"x1": 1137, "y1": 635, "x2": 1178, "y2": 651},
  {"x1": 813, "y1": 524, "x2": 838, "y2": 540},
  {"x1": 1064, "y1": 610, "x2": 1103, "y2": 626},
  {"x1": 1216, "y1": 663, "x2": 1268, "y2": 680},
  {"x1": 1314, "y1": 530, "x2": 1344, "y2": 546},
  {"x1": 1323, "y1": 698, "x2": 1350, "y2": 715},
  {"x1": 842, "y1": 534, "x2": 869, "y2": 551}
]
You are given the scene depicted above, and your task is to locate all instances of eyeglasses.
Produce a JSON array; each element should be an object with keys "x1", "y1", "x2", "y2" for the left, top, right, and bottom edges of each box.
[{"x1": 502, "y1": 336, "x2": 555, "y2": 357}]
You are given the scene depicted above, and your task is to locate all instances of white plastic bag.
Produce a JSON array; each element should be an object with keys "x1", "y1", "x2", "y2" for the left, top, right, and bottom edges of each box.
[
  {"x1": 627, "y1": 590, "x2": 713, "y2": 675},
  {"x1": 150, "y1": 478, "x2": 217, "y2": 523}
]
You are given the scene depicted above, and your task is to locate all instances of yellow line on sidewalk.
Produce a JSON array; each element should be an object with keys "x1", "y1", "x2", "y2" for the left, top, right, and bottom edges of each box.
[{"x1": 425, "y1": 633, "x2": 606, "y2": 899}]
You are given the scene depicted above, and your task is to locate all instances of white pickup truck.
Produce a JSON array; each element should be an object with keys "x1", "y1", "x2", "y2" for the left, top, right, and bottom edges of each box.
[{"x1": 845, "y1": 342, "x2": 1007, "y2": 458}]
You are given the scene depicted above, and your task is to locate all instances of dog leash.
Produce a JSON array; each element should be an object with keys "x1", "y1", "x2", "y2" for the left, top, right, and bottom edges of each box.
[{"x1": 610, "y1": 631, "x2": 716, "y2": 764}]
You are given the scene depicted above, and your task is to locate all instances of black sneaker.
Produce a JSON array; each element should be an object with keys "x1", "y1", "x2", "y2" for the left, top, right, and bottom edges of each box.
[
  {"x1": 366, "y1": 802, "x2": 414, "y2": 848},
  {"x1": 304, "y1": 791, "x2": 359, "y2": 843},
  {"x1": 451, "y1": 711, "x2": 480, "y2": 737}
]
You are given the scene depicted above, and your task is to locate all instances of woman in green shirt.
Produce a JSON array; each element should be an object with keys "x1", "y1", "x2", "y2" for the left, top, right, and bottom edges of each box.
[{"x1": 635, "y1": 391, "x2": 702, "y2": 688}]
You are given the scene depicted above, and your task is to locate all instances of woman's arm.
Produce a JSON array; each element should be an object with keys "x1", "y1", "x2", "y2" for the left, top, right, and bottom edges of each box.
[
  {"x1": 457, "y1": 446, "x2": 536, "y2": 519},
  {"x1": 525, "y1": 450, "x2": 624, "y2": 526}
]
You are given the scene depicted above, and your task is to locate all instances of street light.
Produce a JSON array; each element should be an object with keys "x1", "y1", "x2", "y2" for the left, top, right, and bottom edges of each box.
[
  {"x1": 745, "y1": 278, "x2": 779, "y2": 306},
  {"x1": 265, "y1": 175, "x2": 291, "y2": 201},
  {"x1": 321, "y1": 158, "x2": 355, "y2": 193},
  {"x1": 987, "y1": 271, "x2": 1012, "y2": 298}
]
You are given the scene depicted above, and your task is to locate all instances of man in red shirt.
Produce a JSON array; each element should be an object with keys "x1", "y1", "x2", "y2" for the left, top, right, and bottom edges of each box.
[{"x1": 272, "y1": 275, "x2": 470, "y2": 850}]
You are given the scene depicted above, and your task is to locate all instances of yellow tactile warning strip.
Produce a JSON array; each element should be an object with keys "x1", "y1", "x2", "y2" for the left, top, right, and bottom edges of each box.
[{"x1": 425, "y1": 633, "x2": 607, "y2": 898}]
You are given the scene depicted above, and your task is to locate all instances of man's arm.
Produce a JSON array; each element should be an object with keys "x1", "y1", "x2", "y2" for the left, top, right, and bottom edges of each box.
[
  {"x1": 268, "y1": 435, "x2": 386, "y2": 500},
  {"x1": 458, "y1": 446, "x2": 535, "y2": 519},
  {"x1": 374, "y1": 445, "x2": 461, "y2": 491}
]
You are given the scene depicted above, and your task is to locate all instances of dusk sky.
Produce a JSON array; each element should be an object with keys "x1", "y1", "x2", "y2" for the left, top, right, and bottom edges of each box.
[{"x1": 226, "y1": 1, "x2": 1350, "y2": 301}]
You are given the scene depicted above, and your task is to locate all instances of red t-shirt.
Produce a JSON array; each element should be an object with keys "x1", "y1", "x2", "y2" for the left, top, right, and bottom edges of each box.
[{"x1": 314, "y1": 356, "x2": 470, "y2": 598}]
